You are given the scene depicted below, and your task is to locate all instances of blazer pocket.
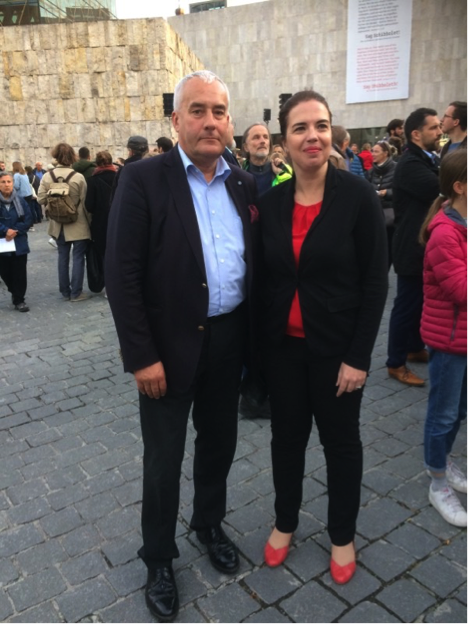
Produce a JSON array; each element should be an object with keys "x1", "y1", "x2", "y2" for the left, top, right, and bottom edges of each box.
[{"x1": 326, "y1": 294, "x2": 361, "y2": 313}]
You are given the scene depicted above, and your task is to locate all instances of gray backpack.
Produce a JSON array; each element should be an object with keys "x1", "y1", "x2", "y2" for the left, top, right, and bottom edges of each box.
[{"x1": 45, "y1": 170, "x2": 79, "y2": 224}]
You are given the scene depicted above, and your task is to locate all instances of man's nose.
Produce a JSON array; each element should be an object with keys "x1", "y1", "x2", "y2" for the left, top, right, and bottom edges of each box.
[{"x1": 204, "y1": 111, "x2": 217, "y2": 126}]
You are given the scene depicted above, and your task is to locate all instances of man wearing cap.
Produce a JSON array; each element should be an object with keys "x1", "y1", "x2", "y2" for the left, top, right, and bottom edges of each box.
[
  {"x1": 110, "y1": 136, "x2": 149, "y2": 205},
  {"x1": 106, "y1": 71, "x2": 257, "y2": 621}
]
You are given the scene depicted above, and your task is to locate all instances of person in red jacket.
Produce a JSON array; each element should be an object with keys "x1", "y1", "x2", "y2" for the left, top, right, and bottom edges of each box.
[
  {"x1": 358, "y1": 143, "x2": 373, "y2": 170},
  {"x1": 420, "y1": 149, "x2": 467, "y2": 527}
]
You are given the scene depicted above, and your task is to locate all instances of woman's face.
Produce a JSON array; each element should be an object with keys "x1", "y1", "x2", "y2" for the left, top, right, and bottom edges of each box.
[
  {"x1": 371, "y1": 144, "x2": 387, "y2": 164},
  {"x1": 0, "y1": 175, "x2": 13, "y2": 198},
  {"x1": 283, "y1": 100, "x2": 332, "y2": 173}
]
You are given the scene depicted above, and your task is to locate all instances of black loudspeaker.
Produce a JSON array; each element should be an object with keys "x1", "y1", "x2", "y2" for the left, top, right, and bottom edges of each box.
[
  {"x1": 163, "y1": 93, "x2": 174, "y2": 117},
  {"x1": 279, "y1": 93, "x2": 292, "y2": 109},
  {"x1": 263, "y1": 108, "x2": 271, "y2": 122}
]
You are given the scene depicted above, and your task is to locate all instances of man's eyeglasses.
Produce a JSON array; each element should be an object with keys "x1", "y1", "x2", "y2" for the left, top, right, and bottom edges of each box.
[{"x1": 442, "y1": 114, "x2": 454, "y2": 119}]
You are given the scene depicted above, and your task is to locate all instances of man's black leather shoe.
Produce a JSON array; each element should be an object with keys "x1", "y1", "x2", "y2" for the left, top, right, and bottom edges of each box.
[
  {"x1": 196, "y1": 525, "x2": 240, "y2": 573},
  {"x1": 145, "y1": 567, "x2": 179, "y2": 622}
]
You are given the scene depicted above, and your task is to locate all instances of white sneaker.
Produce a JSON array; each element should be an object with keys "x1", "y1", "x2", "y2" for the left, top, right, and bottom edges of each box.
[
  {"x1": 429, "y1": 485, "x2": 467, "y2": 527},
  {"x1": 48, "y1": 238, "x2": 58, "y2": 248},
  {"x1": 447, "y1": 461, "x2": 467, "y2": 494}
]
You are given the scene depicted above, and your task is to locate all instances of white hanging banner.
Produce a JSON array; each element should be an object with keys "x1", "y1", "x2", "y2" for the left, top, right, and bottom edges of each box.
[{"x1": 346, "y1": 0, "x2": 413, "y2": 104}]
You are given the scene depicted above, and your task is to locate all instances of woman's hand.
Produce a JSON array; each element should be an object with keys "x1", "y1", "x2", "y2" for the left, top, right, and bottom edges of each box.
[
  {"x1": 378, "y1": 189, "x2": 387, "y2": 197},
  {"x1": 5, "y1": 229, "x2": 18, "y2": 241},
  {"x1": 336, "y1": 362, "x2": 367, "y2": 397},
  {"x1": 271, "y1": 158, "x2": 286, "y2": 175}
]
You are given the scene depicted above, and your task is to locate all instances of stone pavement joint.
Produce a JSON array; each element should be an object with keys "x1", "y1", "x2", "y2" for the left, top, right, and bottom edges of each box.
[{"x1": 0, "y1": 225, "x2": 466, "y2": 623}]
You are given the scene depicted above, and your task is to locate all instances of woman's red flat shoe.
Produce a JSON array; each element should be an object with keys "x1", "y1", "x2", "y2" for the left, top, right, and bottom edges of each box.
[
  {"x1": 264, "y1": 541, "x2": 289, "y2": 567},
  {"x1": 330, "y1": 558, "x2": 356, "y2": 584}
]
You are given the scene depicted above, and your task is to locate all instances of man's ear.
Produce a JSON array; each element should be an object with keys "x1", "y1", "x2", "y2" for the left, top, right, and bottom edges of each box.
[{"x1": 172, "y1": 111, "x2": 179, "y2": 132}]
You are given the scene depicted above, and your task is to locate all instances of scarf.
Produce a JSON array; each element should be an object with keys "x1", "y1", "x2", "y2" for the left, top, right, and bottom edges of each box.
[
  {"x1": 93, "y1": 165, "x2": 118, "y2": 175},
  {"x1": 0, "y1": 188, "x2": 25, "y2": 217}
]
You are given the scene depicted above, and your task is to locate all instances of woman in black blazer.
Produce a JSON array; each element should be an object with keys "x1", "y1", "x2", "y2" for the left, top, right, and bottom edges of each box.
[
  {"x1": 366, "y1": 140, "x2": 397, "y2": 269},
  {"x1": 259, "y1": 91, "x2": 388, "y2": 583}
]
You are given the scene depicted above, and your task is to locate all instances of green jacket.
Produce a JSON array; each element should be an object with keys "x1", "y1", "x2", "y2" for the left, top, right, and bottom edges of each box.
[{"x1": 73, "y1": 159, "x2": 96, "y2": 179}]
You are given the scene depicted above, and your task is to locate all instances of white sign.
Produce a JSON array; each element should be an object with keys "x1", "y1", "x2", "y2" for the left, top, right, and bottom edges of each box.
[
  {"x1": 346, "y1": 0, "x2": 413, "y2": 104},
  {"x1": 0, "y1": 238, "x2": 16, "y2": 253}
]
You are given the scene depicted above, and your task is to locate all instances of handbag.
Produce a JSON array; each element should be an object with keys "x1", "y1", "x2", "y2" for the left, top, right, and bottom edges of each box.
[{"x1": 85, "y1": 240, "x2": 105, "y2": 293}]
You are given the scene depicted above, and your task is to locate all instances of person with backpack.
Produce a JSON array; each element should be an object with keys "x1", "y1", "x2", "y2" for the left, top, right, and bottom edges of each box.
[{"x1": 37, "y1": 143, "x2": 90, "y2": 302}]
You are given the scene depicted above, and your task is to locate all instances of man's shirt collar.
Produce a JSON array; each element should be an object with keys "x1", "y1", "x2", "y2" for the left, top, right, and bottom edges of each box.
[{"x1": 178, "y1": 144, "x2": 231, "y2": 183}]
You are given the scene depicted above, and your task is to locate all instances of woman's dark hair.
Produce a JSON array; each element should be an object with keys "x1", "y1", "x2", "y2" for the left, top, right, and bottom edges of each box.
[
  {"x1": 420, "y1": 149, "x2": 467, "y2": 245},
  {"x1": 388, "y1": 136, "x2": 402, "y2": 155},
  {"x1": 95, "y1": 150, "x2": 113, "y2": 166},
  {"x1": 51, "y1": 143, "x2": 76, "y2": 167},
  {"x1": 279, "y1": 90, "x2": 332, "y2": 138},
  {"x1": 25, "y1": 165, "x2": 33, "y2": 174}
]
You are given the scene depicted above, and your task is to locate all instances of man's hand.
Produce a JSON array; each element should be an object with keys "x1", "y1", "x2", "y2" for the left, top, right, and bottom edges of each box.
[
  {"x1": 5, "y1": 229, "x2": 18, "y2": 241},
  {"x1": 134, "y1": 362, "x2": 167, "y2": 399},
  {"x1": 336, "y1": 362, "x2": 366, "y2": 397}
]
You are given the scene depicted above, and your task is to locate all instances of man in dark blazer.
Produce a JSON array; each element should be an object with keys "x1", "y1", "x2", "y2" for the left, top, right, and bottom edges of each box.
[
  {"x1": 386, "y1": 108, "x2": 441, "y2": 386},
  {"x1": 106, "y1": 70, "x2": 257, "y2": 622}
]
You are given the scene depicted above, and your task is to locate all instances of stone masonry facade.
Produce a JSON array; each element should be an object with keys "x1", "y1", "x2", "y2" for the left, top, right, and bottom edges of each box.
[
  {"x1": 0, "y1": 0, "x2": 466, "y2": 163},
  {"x1": 169, "y1": 0, "x2": 467, "y2": 135},
  {"x1": 0, "y1": 18, "x2": 203, "y2": 165}
]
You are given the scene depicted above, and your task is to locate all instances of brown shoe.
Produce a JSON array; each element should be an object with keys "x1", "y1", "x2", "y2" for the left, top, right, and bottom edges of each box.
[
  {"x1": 388, "y1": 365, "x2": 425, "y2": 387},
  {"x1": 407, "y1": 349, "x2": 429, "y2": 364}
]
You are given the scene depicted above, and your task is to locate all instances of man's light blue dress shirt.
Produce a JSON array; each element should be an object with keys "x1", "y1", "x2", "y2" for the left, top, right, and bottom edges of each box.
[{"x1": 178, "y1": 145, "x2": 246, "y2": 317}]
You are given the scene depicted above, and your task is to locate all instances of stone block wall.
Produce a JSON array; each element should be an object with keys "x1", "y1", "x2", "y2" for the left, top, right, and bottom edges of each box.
[
  {"x1": 0, "y1": 19, "x2": 203, "y2": 166},
  {"x1": 169, "y1": 0, "x2": 467, "y2": 136}
]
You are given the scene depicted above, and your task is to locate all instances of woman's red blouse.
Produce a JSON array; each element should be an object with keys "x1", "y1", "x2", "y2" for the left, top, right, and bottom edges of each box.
[{"x1": 286, "y1": 201, "x2": 322, "y2": 337}]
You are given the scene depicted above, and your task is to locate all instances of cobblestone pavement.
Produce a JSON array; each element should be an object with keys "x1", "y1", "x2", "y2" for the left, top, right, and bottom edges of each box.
[{"x1": 0, "y1": 223, "x2": 466, "y2": 623}]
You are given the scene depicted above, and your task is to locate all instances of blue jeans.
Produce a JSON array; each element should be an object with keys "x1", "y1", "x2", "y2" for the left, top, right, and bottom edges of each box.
[
  {"x1": 424, "y1": 348, "x2": 467, "y2": 472},
  {"x1": 56, "y1": 231, "x2": 88, "y2": 299},
  {"x1": 386, "y1": 275, "x2": 425, "y2": 368}
]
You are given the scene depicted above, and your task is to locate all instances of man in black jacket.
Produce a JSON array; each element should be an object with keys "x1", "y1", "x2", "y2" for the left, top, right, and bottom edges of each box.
[
  {"x1": 106, "y1": 71, "x2": 257, "y2": 622},
  {"x1": 386, "y1": 108, "x2": 442, "y2": 386}
]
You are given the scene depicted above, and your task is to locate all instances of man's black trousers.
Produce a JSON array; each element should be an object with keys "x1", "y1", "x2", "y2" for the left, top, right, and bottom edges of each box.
[{"x1": 138, "y1": 304, "x2": 247, "y2": 570}]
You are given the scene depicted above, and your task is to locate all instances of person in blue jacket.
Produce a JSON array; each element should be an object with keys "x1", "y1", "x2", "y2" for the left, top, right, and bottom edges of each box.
[{"x1": 0, "y1": 171, "x2": 33, "y2": 312}]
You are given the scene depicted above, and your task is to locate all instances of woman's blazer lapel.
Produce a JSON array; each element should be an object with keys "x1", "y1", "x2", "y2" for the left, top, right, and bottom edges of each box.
[{"x1": 298, "y1": 163, "x2": 339, "y2": 269}]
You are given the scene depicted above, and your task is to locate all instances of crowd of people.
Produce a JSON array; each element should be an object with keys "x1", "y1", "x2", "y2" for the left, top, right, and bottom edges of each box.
[{"x1": 0, "y1": 71, "x2": 466, "y2": 621}]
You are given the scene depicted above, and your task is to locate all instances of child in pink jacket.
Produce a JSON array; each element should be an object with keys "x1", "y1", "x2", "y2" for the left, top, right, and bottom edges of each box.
[{"x1": 420, "y1": 149, "x2": 467, "y2": 527}]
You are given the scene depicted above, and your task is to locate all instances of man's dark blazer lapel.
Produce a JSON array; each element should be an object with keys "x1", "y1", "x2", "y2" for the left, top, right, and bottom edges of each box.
[
  {"x1": 164, "y1": 147, "x2": 206, "y2": 279},
  {"x1": 225, "y1": 170, "x2": 254, "y2": 269}
]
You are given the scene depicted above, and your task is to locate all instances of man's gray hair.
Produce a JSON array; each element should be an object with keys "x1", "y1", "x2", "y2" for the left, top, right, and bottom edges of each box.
[
  {"x1": 0, "y1": 171, "x2": 13, "y2": 178},
  {"x1": 173, "y1": 70, "x2": 230, "y2": 111}
]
